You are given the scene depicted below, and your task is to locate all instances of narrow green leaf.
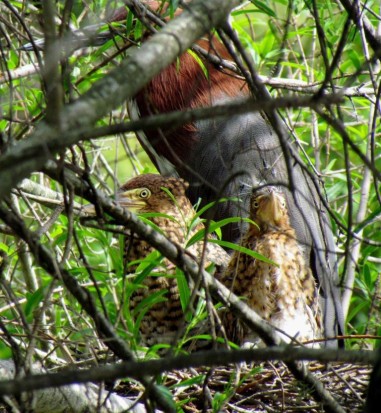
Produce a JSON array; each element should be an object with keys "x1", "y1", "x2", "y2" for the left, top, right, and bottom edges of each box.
[
  {"x1": 125, "y1": 9, "x2": 134, "y2": 34},
  {"x1": 209, "y1": 239, "x2": 279, "y2": 266},
  {"x1": 353, "y1": 206, "x2": 381, "y2": 233},
  {"x1": 24, "y1": 284, "x2": 50, "y2": 317},
  {"x1": 187, "y1": 50, "x2": 209, "y2": 79},
  {"x1": 250, "y1": 0, "x2": 276, "y2": 17},
  {"x1": 155, "y1": 385, "x2": 177, "y2": 411},
  {"x1": 186, "y1": 217, "x2": 256, "y2": 247},
  {"x1": 133, "y1": 19, "x2": 143, "y2": 41},
  {"x1": 133, "y1": 290, "x2": 168, "y2": 319},
  {"x1": 193, "y1": 197, "x2": 242, "y2": 221},
  {"x1": 176, "y1": 269, "x2": 191, "y2": 321},
  {"x1": 170, "y1": 374, "x2": 206, "y2": 389}
]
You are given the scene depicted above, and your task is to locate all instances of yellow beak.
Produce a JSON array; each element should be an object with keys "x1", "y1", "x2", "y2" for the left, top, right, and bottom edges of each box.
[
  {"x1": 256, "y1": 189, "x2": 282, "y2": 224},
  {"x1": 116, "y1": 190, "x2": 146, "y2": 212}
]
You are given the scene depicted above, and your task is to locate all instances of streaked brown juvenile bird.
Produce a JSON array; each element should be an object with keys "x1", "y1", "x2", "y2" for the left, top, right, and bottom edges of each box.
[
  {"x1": 221, "y1": 186, "x2": 321, "y2": 347},
  {"x1": 117, "y1": 173, "x2": 230, "y2": 348}
]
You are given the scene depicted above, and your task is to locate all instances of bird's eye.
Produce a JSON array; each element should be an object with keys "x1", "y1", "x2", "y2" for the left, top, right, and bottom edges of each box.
[
  {"x1": 252, "y1": 199, "x2": 259, "y2": 208},
  {"x1": 139, "y1": 188, "x2": 151, "y2": 199}
]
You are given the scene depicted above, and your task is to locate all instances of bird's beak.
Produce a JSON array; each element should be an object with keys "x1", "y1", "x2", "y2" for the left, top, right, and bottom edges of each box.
[
  {"x1": 116, "y1": 190, "x2": 145, "y2": 212},
  {"x1": 255, "y1": 189, "x2": 282, "y2": 223},
  {"x1": 269, "y1": 190, "x2": 282, "y2": 223},
  {"x1": 81, "y1": 190, "x2": 147, "y2": 216}
]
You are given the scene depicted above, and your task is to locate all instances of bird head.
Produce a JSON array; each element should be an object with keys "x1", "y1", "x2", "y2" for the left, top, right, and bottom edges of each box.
[
  {"x1": 250, "y1": 187, "x2": 290, "y2": 229},
  {"x1": 117, "y1": 173, "x2": 190, "y2": 216}
]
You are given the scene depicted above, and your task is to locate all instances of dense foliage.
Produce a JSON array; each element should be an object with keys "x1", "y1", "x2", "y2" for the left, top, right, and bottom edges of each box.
[{"x1": 0, "y1": 0, "x2": 380, "y2": 411}]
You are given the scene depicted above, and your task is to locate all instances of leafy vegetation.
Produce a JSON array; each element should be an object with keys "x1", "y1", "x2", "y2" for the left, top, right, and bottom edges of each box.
[{"x1": 0, "y1": 0, "x2": 380, "y2": 411}]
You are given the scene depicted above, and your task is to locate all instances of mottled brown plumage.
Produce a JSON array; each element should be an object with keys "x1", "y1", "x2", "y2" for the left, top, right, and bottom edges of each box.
[
  {"x1": 221, "y1": 186, "x2": 321, "y2": 347},
  {"x1": 117, "y1": 173, "x2": 230, "y2": 347}
]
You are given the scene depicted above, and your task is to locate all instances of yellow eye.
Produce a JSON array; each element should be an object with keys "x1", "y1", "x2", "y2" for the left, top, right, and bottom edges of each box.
[
  {"x1": 139, "y1": 188, "x2": 151, "y2": 199},
  {"x1": 252, "y1": 199, "x2": 259, "y2": 208}
]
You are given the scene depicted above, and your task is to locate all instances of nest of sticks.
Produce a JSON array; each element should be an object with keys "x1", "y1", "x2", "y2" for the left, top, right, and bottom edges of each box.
[{"x1": 119, "y1": 361, "x2": 371, "y2": 412}]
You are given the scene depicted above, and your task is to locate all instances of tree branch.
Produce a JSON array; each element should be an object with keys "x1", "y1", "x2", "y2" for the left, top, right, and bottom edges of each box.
[
  {"x1": 0, "y1": 347, "x2": 375, "y2": 397},
  {"x1": 0, "y1": 0, "x2": 241, "y2": 200}
]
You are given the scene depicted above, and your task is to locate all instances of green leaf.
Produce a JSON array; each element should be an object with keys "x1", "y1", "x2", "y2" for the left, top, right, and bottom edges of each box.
[
  {"x1": 131, "y1": 250, "x2": 164, "y2": 274},
  {"x1": 128, "y1": 215, "x2": 164, "y2": 238},
  {"x1": 0, "y1": 243, "x2": 10, "y2": 254},
  {"x1": 125, "y1": 9, "x2": 134, "y2": 34},
  {"x1": 7, "y1": 50, "x2": 19, "y2": 70},
  {"x1": 167, "y1": 0, "x2": 181, "y2": 18},
  {"x1": 71, "y1": 328, "x2": 96, "y2": 342},
  {"x1": 348, "y1": 49, "x2": 362, "y2": 70},
  {"x1": 209, "y1": 239, "x2": 279, "y2": 266},
  {"x1": 170, "y1": 374, "x2": 206, "y2": 389},
  {"x1": 240, "y1": 1, "x2": 276, "y2": 17},
  {"x1": 0, "y1": 345, "x2": 12, "y2": 360},
  {"x1": 147, "y1": 343, "x2": 171, "y2": 355},
  {"x1": 154, "y1": 385, "x2": 176, "y2": 411},
  {"x1": 134, "y1": 289, "x2": 168, "y2": 319},
  {"x1": 24, "y1": 284, "x2": 50, "y2": 317},
  {"x1": 133, "y1": 19, "x2": 143, "y2": 41},
  {"x1": 187, "y1": 50, "x2": 209, "y2": 79},
  {"x1": 354, "y1": 206, "x2": 381, "y2": 233},
  {"x1": 176, "y1": 269, "x2": 191, "y2": 321},
  {"x1": 193, "y1": 197, "x2": 242, "y2": 221},
  {"x1": 186, "y1": 217, "x2": 255, "y2": 247},
  {"x1": 347, "y1": 296, "x2": 369, "y2": 324}
]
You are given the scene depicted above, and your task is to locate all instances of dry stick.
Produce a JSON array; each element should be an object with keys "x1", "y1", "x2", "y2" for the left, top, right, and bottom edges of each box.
[
  {"x1": 0, "y1": 347, "x2": 375, "y2": 396},
  {"x1": 10, "y1": 195, "x2": 39, "y2": 292},
  {"x1": 0, "y1": 59, "x2": 377, "y2": 97},
  {"x1": 16, "y1": 179, "x2": 83, "y2": 211},
  {"x1": 41, "y1": 0, "x2": 63, "y2": 127}
]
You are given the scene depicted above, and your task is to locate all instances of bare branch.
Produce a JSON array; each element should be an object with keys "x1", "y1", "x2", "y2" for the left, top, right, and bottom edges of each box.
[{"x1": 0, "y1": 347, "x2": 375, "y2": 397}]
